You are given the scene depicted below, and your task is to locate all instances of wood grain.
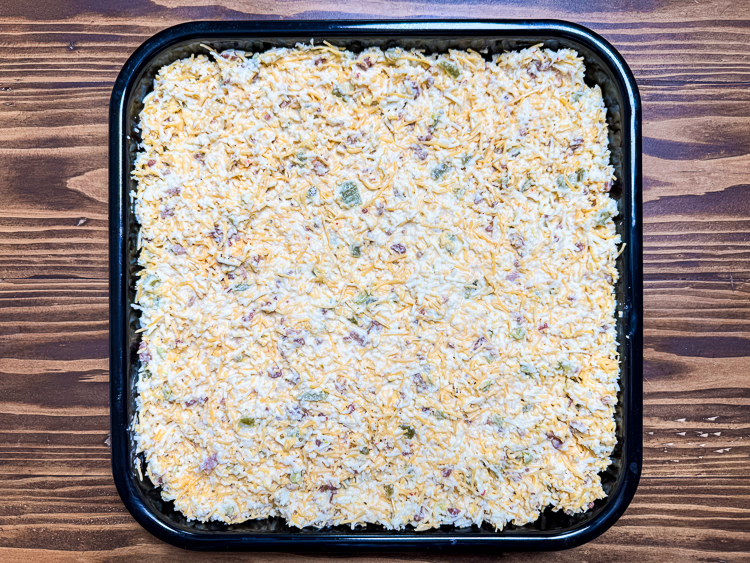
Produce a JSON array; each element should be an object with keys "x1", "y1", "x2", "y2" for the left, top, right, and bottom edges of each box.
[{"x1": 1, "y1": 0, "x2": 750, "y2": 560}]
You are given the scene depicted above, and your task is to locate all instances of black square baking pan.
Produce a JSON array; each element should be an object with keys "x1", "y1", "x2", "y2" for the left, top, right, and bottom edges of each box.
[{"x1": 109, "y1": 19, "x2": 642, "y2": 551}]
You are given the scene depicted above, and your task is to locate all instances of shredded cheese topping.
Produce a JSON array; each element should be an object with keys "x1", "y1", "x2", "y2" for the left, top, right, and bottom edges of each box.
[{"x1": 132, "y1": 42, "x2": 620, "y2": 531}]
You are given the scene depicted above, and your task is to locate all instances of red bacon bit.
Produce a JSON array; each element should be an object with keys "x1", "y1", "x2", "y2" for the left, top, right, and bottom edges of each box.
[
  {"x1": 410, "y1": 143, "x2": 428, "y2": 160},
  {"x1": 165, "y1": 186, "x2": 181, "y2": 196},
  {"x1": 442, "y1": 468, "x2": 452, "y2": 478},
  {"x1": 412, "y1": 373, "x2": 427, "y2": 393},
  {"x1": 312, "y1": 158, "x2": 328, "y2": 176},
  {"x1": 319, "y1": 484, "x2": 338, "y2": 501},
  {"x1": 508, "y1": 233, "x2": 524, "y2": 249},
  {"x1": 506, "y1": 271, "x2": 520, "y2": 282},
  {"x1": 547, "y1": 433, "x2": 564, "y2": 450},
  {"x1": 575, "y1": 242, "x2": 585, "y2": 252},
  {"x1": 138, "y1": 343, "x2": 151, "y2": 363},
  {"x1": 538, "y1": 322, "x2": 549, "y2": 331},
  {"x1": 472, "y1": 336, "x2": 489, "y2": 351},
  {"x1": 199, "y1": 453, "x2": 218, "y2": 474},
  {"x1": 160, "y1": 208, "x2": 174, "y2": 219},
  {"x1": 391, "y1": 243, "x2": 406, "y2": 254},
  {"x1": 348, "y1": 331, "x2": 367, "y2": 347},
  {"x1": 588, "y1": 501, "x2": 596, "y2": 509},
  {"x1": 264, "y1": 113, "x2": 271, "y2": 121},
  {"x1": 447, "y1": 507, "x2": 460, "y2": 516},
  {"x1": 147, "y1": 159, "x2": 156, "y2": 167},
  {"x1": 570, "y1": 137, "x2": 584, "y2": 151},
  {"x1": 346, "y1": 403, "x2": 355, "y2": 414},
  {"x1": 172, "y1": 243, "x2": 186, "y2": 255}
]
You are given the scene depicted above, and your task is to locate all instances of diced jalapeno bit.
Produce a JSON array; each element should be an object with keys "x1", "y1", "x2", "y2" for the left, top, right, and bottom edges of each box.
[
  {"x1": 555, "y1": 174, "x2": 568, "y2": 191},
  {"x1": 162, "y1": 386, "x2": 173, "y2": 401},
  {"x1": 239, "y1": 417, "x2": 255, "y2": 428},
  {"x1": 299, "y1": 390, "x2": 328, "y2": 402},
  {"x1": 384, "y1": 484, "x2": 394, "y2": 498},
  {"x1": 595, "y1": 210, "x2": 612, "y2": 226},
  {"x1": 464, "y1": 279, "x2": 479, "y2": 299},
  {"x1": 332, "y1": 82, "x2": 352, "y2": 99},
  {"x1": 353, "y1": 291, "x2": 376, "y2": 305},
  {"x1": 437, "y1": 60, "x2": 461, "y2": 79},
  {"x1": 290, "y1": 470, "x2": 302, "y2": 484},
  {"x1": 431, "y1": 162, "x2": 452, "y2": 181},
  {"x1": 400, "y1": 424, "x2": 416, "y2": 439},
  {"x1": 439, "y1": 232, "x2": 460, "y2": 254},
  {"x1": 509, "y1": 327, "x2": 527, "y2": 340},
  {"x1": 522, "y1": 451, "x2": 534, "y2": 465},
  {"x1": 520, "y1": 175, "x2": 533, "y2": 192},
  {"x1": 491, "y1": 414, "x2": 504, "y2": 428},
  {"x1": 350, "y1": 243, "x2": 361, "y2": 258},
  {"x1": 359, "y1": 446, "x2": 370, "y2": 455},
  {"x1": 338, "y1": 181, "x2": 362, "y2": 208}
]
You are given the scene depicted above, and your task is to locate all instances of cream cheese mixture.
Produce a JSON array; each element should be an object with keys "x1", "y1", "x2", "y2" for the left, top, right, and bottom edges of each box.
[{"x1": 132, "y1": 42, "x2": 620, "y2": 530}]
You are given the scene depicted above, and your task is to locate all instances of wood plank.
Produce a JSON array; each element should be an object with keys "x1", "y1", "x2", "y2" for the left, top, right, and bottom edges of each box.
[{"x1": 0, "y1": 0, "x2": 749, "y2": 558}]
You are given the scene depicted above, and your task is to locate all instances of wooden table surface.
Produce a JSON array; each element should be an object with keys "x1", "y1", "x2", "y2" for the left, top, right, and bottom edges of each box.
[{"x1": 2, "y1": 0, "x2": 749, "y2": 561}]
